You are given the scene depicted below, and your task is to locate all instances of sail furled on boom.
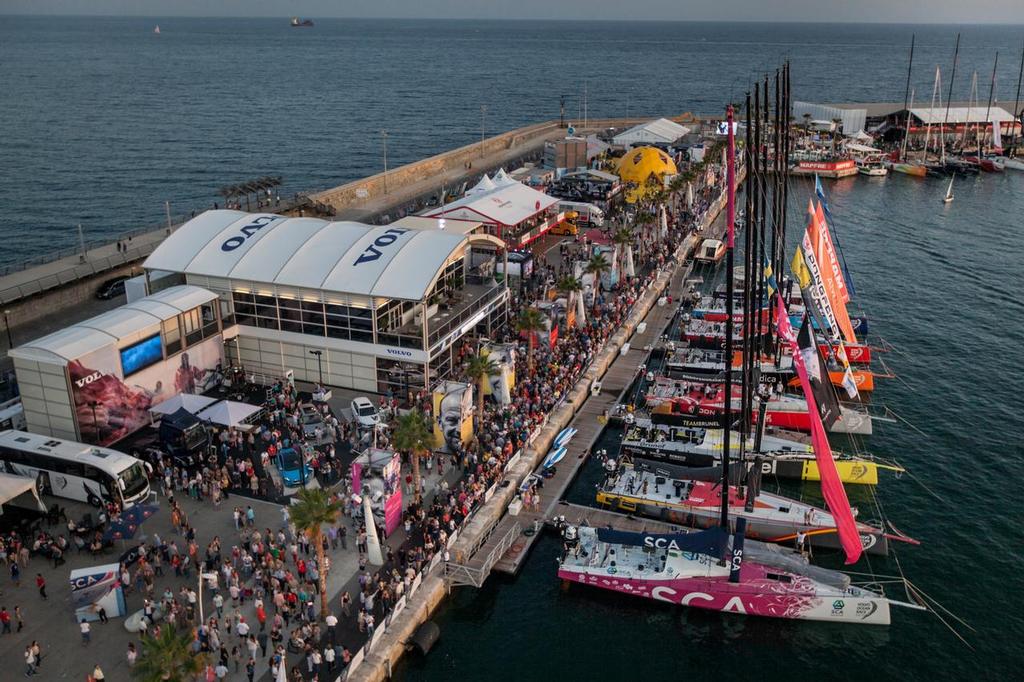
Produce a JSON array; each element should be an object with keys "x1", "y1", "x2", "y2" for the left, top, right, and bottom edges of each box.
[{"x1": 776, "y1": 294, "x2": 863, "y2": 565}]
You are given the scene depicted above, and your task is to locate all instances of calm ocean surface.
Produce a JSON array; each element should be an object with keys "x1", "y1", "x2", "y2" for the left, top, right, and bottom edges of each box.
[{"x1": 3, "y1": 16, "x2": 1024, "y2": 680}]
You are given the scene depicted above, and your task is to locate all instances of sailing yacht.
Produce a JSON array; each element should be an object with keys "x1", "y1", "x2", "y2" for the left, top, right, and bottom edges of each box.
[
  {"x1": 558, "y1": 524, "x2": 898, "y2": 624},
  {"x1": 942, "y1": 175, "x2": 955, "y2": 203}
]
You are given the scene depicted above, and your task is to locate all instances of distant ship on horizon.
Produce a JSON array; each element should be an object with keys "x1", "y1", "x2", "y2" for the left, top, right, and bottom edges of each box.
[
  {"x1": 153, "y1": 25, "x2": 160, "y2": 34},
  {"x1": 290, "y1": 17, "x2": 314, "y2": 27}
]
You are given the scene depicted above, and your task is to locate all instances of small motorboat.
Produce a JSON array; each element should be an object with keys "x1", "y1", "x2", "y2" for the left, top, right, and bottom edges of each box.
[
  {"x1": 992, "y1": 155, "x2": 1024, "y2": 171},
  {"x1": 856, "y1": 159, "x2": 888, "y2": 176},
  {"x1": 942, "y1": 175, "x2": 954, "y2": 204},
  {"x1": 290, "y1": 17, "x2": 315, "y2": 27},
  {"x1": 694, "y1": 238, "x2": 726, "y2": 264}
]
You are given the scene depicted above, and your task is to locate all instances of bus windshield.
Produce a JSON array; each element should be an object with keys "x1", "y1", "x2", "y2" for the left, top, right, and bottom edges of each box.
[{"x1": 119, "y1": 462, "x2": 150, "y2": 500}]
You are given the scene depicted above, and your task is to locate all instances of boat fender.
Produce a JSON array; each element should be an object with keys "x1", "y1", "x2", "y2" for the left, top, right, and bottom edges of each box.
[{"x1": 409, "y1": 621, "x2": 441, "y2": 655}]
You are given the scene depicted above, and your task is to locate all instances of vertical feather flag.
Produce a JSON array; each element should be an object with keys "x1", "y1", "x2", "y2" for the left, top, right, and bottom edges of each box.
[{"x1": 776, "y1": 294, "x2": 863, "y2": 564}]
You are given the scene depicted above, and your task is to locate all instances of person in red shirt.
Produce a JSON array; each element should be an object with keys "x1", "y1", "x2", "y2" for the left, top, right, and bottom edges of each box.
[{"x1": 36, "y1": 574, "x2": 47, "y2": 600}]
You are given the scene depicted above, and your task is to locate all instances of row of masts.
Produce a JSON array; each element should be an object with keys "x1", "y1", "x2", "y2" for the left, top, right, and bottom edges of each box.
[
  {"x1": 720, "y1": 62, "x2": 792, "y2": 528},
  {"x1": 902, "y1": 33, "x2": 1024, "y2": 159}
]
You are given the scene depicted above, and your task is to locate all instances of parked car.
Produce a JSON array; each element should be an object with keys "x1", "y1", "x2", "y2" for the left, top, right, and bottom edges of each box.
[
  {"x1": 95, "y1": 275, "x2": 131, "y2": 300},
  {"x1": 274, "y1": 447, "x2": 313, "y2": 487},
  {"x1": 350, "y1": 397, "x2": 380, "y2": 429},
  {"x1": 297, "y1": 404, "x2": 325, "y2": 439}
]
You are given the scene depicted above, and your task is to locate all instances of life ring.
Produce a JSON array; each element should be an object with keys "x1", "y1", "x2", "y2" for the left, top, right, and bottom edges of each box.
[{"x1": 523, "y1": 527, "x2": 536, "y2": 537}]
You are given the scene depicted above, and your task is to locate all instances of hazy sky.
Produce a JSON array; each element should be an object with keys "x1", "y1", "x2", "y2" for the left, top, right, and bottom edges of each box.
[{"x1": 4, "y1": 0, "x2": 1024, "y2": 23}]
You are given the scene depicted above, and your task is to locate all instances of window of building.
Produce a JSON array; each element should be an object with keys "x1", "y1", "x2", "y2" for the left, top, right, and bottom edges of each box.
[{"x1": 163, "y1": 316, "x2": 181, "y2": 355}]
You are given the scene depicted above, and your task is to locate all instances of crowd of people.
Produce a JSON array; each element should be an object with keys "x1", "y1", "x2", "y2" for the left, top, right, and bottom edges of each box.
[{"x1": 0, "y1": 159, "x2": 725, "y2": 680}]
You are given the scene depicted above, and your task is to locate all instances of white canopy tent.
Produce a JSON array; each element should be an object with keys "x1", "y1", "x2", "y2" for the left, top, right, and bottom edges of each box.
[
  {"x1": 196, "y1": 400, "x2": 262, "y2": 427},
  {"x1": 149, "y1": 393, "x2": 218, "y2": 416},
  {"x1": 144, "y1": 211, "x2": 501, "y2": 303},
  {"x1": 426, "y1": 178, "x2": 559, "y2": 228},
  {"x1": 612, "y1": 118, "x2": 691, "y2": 146},
  {"x1": 0, "y1": 473, "x2": 47, "y2": 514}
]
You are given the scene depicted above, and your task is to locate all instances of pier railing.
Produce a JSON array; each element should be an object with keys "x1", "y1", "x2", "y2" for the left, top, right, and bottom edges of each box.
[{"x1": 444, "y1": 521, "x2": 522, "y2": 588}]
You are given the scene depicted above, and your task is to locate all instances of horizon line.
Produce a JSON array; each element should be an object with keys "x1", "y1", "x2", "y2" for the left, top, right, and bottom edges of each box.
[{"x1": 2, "y1": 14, "x2": 1024, "y2": 26}]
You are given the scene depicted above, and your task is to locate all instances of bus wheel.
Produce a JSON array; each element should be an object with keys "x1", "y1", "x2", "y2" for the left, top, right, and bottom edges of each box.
[{"x1": 87, "y1": 493, "x2": 102, "y2": 508}]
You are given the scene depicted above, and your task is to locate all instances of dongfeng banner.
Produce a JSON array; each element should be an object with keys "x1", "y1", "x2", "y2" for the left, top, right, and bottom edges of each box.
[{"x1": 69, "y1": 335, "x2": 223, "y2": 446}]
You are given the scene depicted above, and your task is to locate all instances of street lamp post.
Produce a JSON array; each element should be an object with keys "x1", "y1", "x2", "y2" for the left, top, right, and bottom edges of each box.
[
  {"x1": 381, "y1": 130, "x2": 389, "y2": 194},
  {"x1": 309, "y1": 349, "x2": 324, "y2": 386},
  {"x1": 88, "y1": 400, "x2": 99, "y2": 442},
  {"x1": 2, "y1": 309, "x2": 12, "y2": 349},
  {"x1": 480, "y1": 105, "x2": 487, "y2": 158}
]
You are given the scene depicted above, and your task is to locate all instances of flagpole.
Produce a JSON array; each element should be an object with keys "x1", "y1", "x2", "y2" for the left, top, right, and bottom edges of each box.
[{"x1": 721, "y1": 103, "x2": 737, "y2": 530}]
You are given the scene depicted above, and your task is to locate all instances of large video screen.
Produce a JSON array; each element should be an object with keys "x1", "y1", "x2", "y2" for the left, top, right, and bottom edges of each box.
[{"x1": 119, "y1": 334, "x2": 163, "y2": 376}]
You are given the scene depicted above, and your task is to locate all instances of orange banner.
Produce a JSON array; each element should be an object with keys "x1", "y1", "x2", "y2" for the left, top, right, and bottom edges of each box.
[
  {"x1": 810, "y1": 203, "x2": 850, "y2": 304},
  {"x1": 804, "y1": 204, "x2": 857, "y2": 343}
]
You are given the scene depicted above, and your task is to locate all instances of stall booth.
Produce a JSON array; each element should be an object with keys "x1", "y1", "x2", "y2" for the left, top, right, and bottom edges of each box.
[
  {"x1": 9, "y1": 286, "x2": 225, "y2": 446},
  {"x1": 425, "y1": 171, "x2": 566, "y2": 248},
  {"x1": 351, "y1": 447, "x2": 403, "y2": 536}
]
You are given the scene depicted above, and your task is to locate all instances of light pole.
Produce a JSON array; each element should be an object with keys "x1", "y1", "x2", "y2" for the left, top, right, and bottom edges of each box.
[
  {"x1": 88, "y1": 400, "x2": 99, "y2": 442},
  {"x1": 2, "y1": 309, "x2": 12, "y2": 349},
  {"x1": 381, "y1": 130, "x2": 389, "y2": 194},
  {"x1": 480, "y1": 105, "x2": 487, "y2": 158},
  {"x1": 309, "y1": 349, "x2": 323, "y2": 386}
]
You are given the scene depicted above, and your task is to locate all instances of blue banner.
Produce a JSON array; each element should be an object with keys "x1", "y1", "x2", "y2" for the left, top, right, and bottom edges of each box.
[{"x1": 595, "y1": 526, "x2": 729, "y2": 558}]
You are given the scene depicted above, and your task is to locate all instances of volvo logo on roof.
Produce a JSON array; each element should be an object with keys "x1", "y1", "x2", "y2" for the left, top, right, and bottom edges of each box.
[
  {"x1": 220, "y1": 215, "x2": 280, "y2": 252},
  {"x1": 353, "y1": 227, "x2": 410, "y2": 265}
]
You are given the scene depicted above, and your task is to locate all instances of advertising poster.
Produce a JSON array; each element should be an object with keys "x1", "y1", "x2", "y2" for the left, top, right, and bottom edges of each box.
[
  {"x1": 69, "y1": 563, "x2": 126, "y2": 622},
  {"x1": 482, "y1": 343, "x2": 516, "y2": 405},
  {"x1": 433, "y1": 381, "x2": 473, "y2": 452},
  {"x1": 69, "y1": 334, "x2": 224, "y2": 446},
  {"x1": 382, "y1": 452, "x2": 403, "y2": 536}
]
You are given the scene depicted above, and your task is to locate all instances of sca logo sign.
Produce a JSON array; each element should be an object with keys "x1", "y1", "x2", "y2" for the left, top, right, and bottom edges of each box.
[
  {"x1": 221, "y1": 216, "x2": 280, "y2": 252},
  {"x1": 354, "y1": 228, "x2": 410, "y2": 265}
]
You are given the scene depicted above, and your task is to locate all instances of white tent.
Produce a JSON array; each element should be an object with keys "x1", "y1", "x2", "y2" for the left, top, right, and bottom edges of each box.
[
  {"x1": 491, "y1": 168, "x2": 518, "y2": 187},
  {"x1": 149, "y1": 393, "x2": 218, "y2": 416},
  {"x1": 0, "y1": 473, "x2": 46, "y2": 514},
  {"x1": 196, "y1": 400, "x2": 262, "y2": 427},
  {"x1": 612, "y1": 118, "x2": 691, "y2": 146},
  {"x1": 465, "y1": 174, "x2": 497, "y2": 196}
]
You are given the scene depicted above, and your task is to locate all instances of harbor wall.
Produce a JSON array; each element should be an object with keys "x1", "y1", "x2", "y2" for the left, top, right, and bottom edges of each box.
[{"x1": 347, "y1": 183, "x2": 731, "y2": 682}]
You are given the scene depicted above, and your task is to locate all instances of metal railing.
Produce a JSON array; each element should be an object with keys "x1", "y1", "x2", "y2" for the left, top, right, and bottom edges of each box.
[{"x1": 445, "y1": 521, "x2": 522, "y2": 588}]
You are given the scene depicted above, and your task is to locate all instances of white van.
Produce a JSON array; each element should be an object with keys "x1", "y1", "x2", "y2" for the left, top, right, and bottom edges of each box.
[{"x1": 557, "y1": 201, "x2": 605, "y2": 227}]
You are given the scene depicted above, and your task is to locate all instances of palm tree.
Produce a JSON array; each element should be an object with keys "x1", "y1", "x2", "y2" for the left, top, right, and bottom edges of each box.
[
  {"x1": 557, "y1": 276, "x2": 585, "y2": 328},
  {"x1": 132, "y1": 625, "x2": 207, "y2": 682},
  {"x1": 585, "y1": 253, "x2": 611, "y2": 316},
  {"x1": 288, "y1": 487, "x2": 342, "y2": 619},
  {"x1": 464, "y1": 353, "x2": 499, "y2": 428},
  {"x1": 515, "y1": 307, "x2": 547, "y2": 372},
  {"x1": 612, "y1": 227, "x2": 635, "y2": 278},
  {"x1": 392, "y1": 409, "x2": 433, "y2": 505}
]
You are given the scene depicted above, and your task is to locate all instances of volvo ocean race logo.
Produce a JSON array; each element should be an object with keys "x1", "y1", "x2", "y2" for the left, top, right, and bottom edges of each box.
[
  {"x1": 74, "y1": 371, "x2": 102, "y2": 388},
  {"x1": 354, "y1": 228, "x2": 410, "y2": 265},
  {"x1": 221, "y1": 216, "x2": 279, "y2": 252},
  {"x1": 385, "y1": 348, "x2": 413, "y2": 358}
]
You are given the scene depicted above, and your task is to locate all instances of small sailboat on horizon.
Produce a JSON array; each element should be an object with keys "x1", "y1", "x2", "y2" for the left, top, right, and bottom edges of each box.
[
  {"x1": 153, "y1": 25, "x2": 160, "y2": 34},
  {"x1": 943, "y1": 175, "x2": 955, "y2": 204}
]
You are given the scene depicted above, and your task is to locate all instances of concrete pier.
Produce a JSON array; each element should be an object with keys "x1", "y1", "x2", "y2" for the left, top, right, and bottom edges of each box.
[{"x1": 345, "y1": 176, "x2": 734, "y2": 682}]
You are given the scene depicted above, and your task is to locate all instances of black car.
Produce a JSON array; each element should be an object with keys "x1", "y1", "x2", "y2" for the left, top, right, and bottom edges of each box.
[{"x1": 95, "y1": 275, "x2": 130, "y2": 300}]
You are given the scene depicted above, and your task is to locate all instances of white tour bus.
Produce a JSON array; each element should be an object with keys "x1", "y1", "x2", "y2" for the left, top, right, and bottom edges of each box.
[{"x1": 0, "y1": 429, "x2": 151, "y2": 508}]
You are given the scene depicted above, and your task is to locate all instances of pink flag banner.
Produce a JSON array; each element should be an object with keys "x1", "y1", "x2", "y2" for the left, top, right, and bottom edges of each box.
[{"x1": 775, "y1": 294, "x2": 863, "y2": 564}]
